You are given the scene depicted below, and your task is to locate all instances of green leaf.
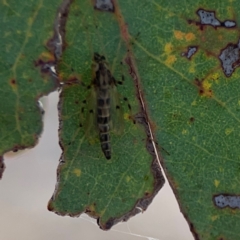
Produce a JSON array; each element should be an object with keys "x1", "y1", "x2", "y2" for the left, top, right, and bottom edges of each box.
[
  {"x1": 0, "y1": 0, "x2": 60, "y2": 164},
  {"x1": 49, "y1": 0, "x2": 240, "y2": 238},
  {"x1": 120, "y1": 1, "x2": 240, "y2": 239},
  {"x1": 48, "y1": 0, "x2": 164, "y2": 230},
  {"x1": 2, "y1": 0, "x2": 240, "y2": 239}
]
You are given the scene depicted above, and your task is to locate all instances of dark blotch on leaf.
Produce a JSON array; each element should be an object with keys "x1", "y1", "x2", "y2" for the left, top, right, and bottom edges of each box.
[
  {"x1": 34, "y1": 58, "x2": 56, "y2": 76},
  {"x1": 47, "y1": 203, "x2": 54, "y2": 211},
  {"x1": 194, "y1": 78, "x2": 212, "y2": 97},
  {"x1": 189, "y1": 117, "x2": 195, "y2": 123},
  {"x1": 94, "y1": 0, "x2": 114, "y2": 12},
  {"x1": 10, "y1": 79, "x2": 16, "y2": 85},
  {"x1": 104, "y1": 218, "x2": 114, "y2": 230}
]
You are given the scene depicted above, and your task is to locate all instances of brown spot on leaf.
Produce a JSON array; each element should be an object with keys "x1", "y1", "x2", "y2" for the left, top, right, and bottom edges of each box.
[
  {"x1": 100, "y1": 217, "x2": 114, "y2": 230},
  {"x1": 85, "y1": 208, "x2": 91, "y2": 213},
  {"x1": 34, "y1": 58, "x2": 56, "y2": 76},
  {"x1": 11, "y1": 145, "x2": 28, "y2": 152},
  {"x1": 64, "y1": 76, "x2": 81, "y2": 85},
  {"x1": 10, "y1": 79, "x2": 16, "y2": 85},
  {"x1": 189, "y1": 117, "x2": 195, "y2": 123},
  {"x1": 47, "y1": 202, "x2": 54, "y2": 211},
  {"x1": 194, "y1": 78, "x2": 213, "y2": 97}
]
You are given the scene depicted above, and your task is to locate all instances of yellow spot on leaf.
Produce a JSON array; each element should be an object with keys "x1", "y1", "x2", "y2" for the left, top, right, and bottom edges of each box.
[
  {"x1": 191, "y1": 100, "x2": 197, "y2": 106},
  {"x1": 89, "y1": 204, "x2": 96, "y2": 211},
  {"x1": 124, "y1": 113, "x2": 130, "y2": 120},
  {"x1": 225, "y1": 128, "x2": 234, "y2": 135},
  {"x1": 73, "y1": 168, "x2": 81, "y2": 177},
  {"x1": 4, "y1": 31, "x2": 11, "y2": 37},
  {"x1": 40, "y1": 52, "x2": 54, "y2": 60},
  {"x1": 174, "y1": 30, "x2": 184, "y2": 40},
  {"x1": 189, "y1": 63, "x2": 195, "y2": 73},
  {"x1": 210, "y1": 72, "x2": 220, "y2": 82},
  {"x1": 126, "y1": 176, "x2": 131, "y2": 182},
  {"x1": 89, "y1": 138, "x2": 97, "y2": 145},
  {"x1": 182, "y1": 129, "x2": 188, "y2": 135},
  {"x1": 3, "y1": 0, "x2": 9, "y2": 6},
  {"x1": 6, "y1": 44, "x2": 12, "y2": 52},
  {"x1": 214, "y1": 180, "x2": 220, "y2": 187},
  {"x1": 211, "y1": 215, "x2": 219, "y2": 221},
  {"x1": 28, "y1": 17, "x2": 33, "y2": 25},
  {"x1": 164, "y1": 43, "x2": 173, "y2": 54},
  {"x1": 203, "y1": 80, "x2": 212, "y2": 90},
  {"x1": 165, "y1": 55, "x2": 176, "y2": 65},
  {"x1": 185, "y1": 32, "x2": 195, "y2": 41}
]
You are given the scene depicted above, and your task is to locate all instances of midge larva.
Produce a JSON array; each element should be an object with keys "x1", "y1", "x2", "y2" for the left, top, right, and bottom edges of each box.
[{"x1": 92, "y1": 52, "x2": 119, "y2": 160}]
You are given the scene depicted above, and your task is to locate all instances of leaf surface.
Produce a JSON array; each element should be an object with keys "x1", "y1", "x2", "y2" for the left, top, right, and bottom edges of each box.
[
  {"x1": 48, "y1": 0, "x2": 164, "y2": 230},
  {"x1": 120, "y1": 1, "x2": 240, "y2": 239},
  {"x1": 0, "y1": 0, "x2": 61, "y2": 173}
]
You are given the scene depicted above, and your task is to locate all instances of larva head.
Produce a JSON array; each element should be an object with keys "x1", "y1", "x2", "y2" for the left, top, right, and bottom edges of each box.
[{"x1": 94, "y1": 53, "x2": 105, "y2": 63}]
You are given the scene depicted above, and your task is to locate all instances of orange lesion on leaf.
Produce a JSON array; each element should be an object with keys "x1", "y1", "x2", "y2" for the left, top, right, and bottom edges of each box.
[
  {"x1": 174, "y1": 30, "x2": 196, "y2": 42},
  {"x1": 185, "y1": 32, "x2": 195, "y2": 41},
  {"x1": 174, "y1": 30, "x2": 184, "y2": 40},
  {"x1": 165, "y1": 55, "x2": 176, "y2": 65},
  {"x1": 73, "y1": 168, "x2": 81, "y2": 177}
]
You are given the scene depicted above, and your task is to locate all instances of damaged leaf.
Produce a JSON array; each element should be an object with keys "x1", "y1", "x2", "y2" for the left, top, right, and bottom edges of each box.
[
  {"x1": 48, "y1": 0, "x2": 164, "y2": 230},
  {"x1": 121, "y1": 1, "x2": 240, "y2": 239},
  {"x1": 0, "y1": 0, "x2": 61, "y2": 177}
]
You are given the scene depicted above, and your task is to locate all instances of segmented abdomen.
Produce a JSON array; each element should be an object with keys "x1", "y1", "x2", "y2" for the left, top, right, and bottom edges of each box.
[{"x1": 97, "y1": 88, "x2": 111, "y2": 159}]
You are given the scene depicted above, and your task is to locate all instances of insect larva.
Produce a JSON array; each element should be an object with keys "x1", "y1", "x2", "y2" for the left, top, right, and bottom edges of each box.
[{"x1": 93, "y1": 53, "x2": 117, "y2": 160}]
